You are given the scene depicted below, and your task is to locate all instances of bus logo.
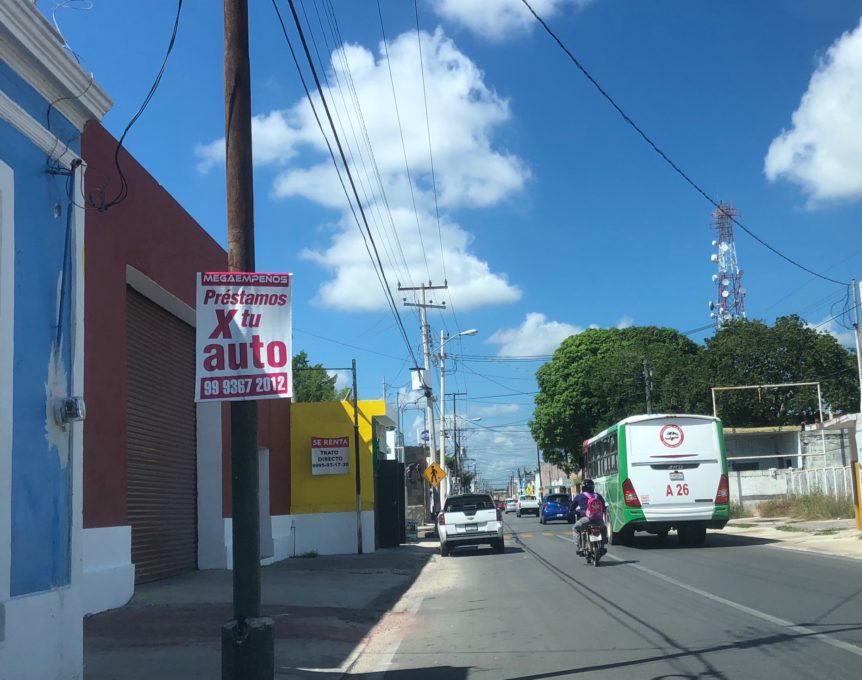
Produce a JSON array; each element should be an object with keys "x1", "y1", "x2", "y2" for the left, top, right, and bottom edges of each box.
[{"x1": 660, "y1": 424, "x2": 684, "y2": 448}]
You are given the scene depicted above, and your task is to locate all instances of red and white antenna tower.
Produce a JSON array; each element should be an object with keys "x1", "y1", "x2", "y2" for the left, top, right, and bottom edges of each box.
[{"x1": 709, "y1": 202, "x2": 746, "y2": 327}]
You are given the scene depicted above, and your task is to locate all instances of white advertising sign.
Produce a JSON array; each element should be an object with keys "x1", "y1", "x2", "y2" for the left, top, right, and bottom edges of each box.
[
  {"x1": 195, "y1": 271, "x2": 292, "y2": 402},
  {"x1": 311, "y1": 436, "x2": 350, "y2": 475}
]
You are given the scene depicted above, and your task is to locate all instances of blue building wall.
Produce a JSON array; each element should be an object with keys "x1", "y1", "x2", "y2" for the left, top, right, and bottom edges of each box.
[{"x1": 1, "y1": 58, "x2": 80, "y2": 596}]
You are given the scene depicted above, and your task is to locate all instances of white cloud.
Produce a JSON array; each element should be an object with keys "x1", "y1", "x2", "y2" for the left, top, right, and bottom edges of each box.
[
  {"x1": 472, "y1": 403, "x2": 521, "y2": 417},
  {"x1": 196, "y1": 28, "x2": 526, "y2": 311},
  {"x1": 431, "y1": 0, "x2": 592, "y2": 41},
  {"x1": 616, "y1": 315, "x2": 634, "y2": 329},
  {"x1": 328, "y1": 370, "x2": 351, "y2": 391},
  {"x1": 808, "y1": 317, "x2": 856, "y2": 349},
  {"x1": 488, "y1": 312, "x2": 581, "y2": 356},
  {"x1": 764, "y1": 17, "x2": 862, "y2": 203}
]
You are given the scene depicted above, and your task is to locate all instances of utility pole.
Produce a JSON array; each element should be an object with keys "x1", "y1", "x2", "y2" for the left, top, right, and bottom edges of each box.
[
  {"x1": 221, "y1": 2, "x2": 273, "y2": 678},
  {"x1": 351, "y1": 359, "x2": 362, "y2": 554},
  {"x1": 450, "y1": 392, "x2": 467, "y2": 494},
  {"x1": 643, "y1": 359, "x2": 653, "y2": 415},
  {"x1": 401, "y1": 283, "x2": 446, "y2": 513},
  {"x1": 853, "y1": 280, "x2": 862, "y2": 415},
  {"x1": 536, "y1": 445, "x2": 543, "y2": 497}
]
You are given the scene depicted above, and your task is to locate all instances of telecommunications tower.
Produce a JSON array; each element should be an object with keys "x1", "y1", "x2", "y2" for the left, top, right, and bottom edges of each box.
[{"x1": 708, "y1": 202, "x2": 746, "y2": 327}]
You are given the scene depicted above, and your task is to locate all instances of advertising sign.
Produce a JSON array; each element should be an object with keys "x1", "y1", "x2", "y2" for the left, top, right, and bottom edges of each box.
[
  {"x1": 311, "y1": 436, "x2": 350, "y2": 475},
  {"x1": 195, "y1": 272, "x2": 292, "y2": 402}
]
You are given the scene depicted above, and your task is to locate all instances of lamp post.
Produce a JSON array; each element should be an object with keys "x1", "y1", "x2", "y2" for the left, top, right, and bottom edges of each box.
[{"x1": 439, "y1": 328, "x2": 478, "y2": 507}]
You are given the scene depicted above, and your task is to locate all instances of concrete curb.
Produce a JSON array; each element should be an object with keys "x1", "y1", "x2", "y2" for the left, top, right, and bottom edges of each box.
[{"x1": 722, "y1": 518, "x2": 862, "y2": 561}]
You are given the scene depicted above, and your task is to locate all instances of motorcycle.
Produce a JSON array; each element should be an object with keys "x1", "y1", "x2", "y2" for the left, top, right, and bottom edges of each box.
[{"x1": 579, "y1": 521, "x2": 606, "y2": 567}]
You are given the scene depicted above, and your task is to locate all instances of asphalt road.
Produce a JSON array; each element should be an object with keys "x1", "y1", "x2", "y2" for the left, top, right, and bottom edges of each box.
[{"x1": 350, "y1": 513, "x2": 862, "y2": 679}]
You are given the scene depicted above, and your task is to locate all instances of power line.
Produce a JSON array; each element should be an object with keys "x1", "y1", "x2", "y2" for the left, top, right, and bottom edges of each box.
[
  {"x1": 90, "y1": 0, "x2": 183, "y2": 212},
  {"x1": 309, "y1": 0, "x2": 415, "y2": 294},
  {"x1": 274, "y1": 0, "x2": 419, "y2": 369},
  {"x1": 452, "y1": 353, "x2": 554, "y2": 362},
  {"x1": 294, "y1": 327, "x2": 405, "y2": 361},
  {"x1": 520, "y1": 0, "x2": 848, "y2": 287},
  {"x1": 376, "y1": 0, "x2": 433, "y2": 283},
  {"x1": 413, "y1": 0, "x2": 447, "y2": 285}
]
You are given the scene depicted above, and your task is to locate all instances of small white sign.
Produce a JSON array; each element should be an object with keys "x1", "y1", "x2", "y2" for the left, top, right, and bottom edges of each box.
[
  {"x1": 311, "y1": 436, "x2": 350, "y2": 475},
  {"x1": 195, "y1": 272, "x2": 292, "y2": 402}
]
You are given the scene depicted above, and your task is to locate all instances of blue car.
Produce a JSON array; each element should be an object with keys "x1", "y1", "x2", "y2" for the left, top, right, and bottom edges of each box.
[{"x1": 540, "y1": 493, "x2": 575, "y2": 524}]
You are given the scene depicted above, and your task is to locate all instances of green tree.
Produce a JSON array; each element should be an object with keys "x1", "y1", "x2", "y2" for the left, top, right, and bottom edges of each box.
[
  {"x1": 292, "y1": 351, "x2": 339, "y2": 402},
  {"x1": 703, "y1": 315, "x2": 858, "y2": 426},
  {"x1": 530, "y1": 326, "x2": 707, "y2": 471}
]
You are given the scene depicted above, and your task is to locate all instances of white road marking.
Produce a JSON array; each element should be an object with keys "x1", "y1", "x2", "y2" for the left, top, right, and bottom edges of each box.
[{"x1": 555, "y1": 534, "x2": 862, "y2": 659}]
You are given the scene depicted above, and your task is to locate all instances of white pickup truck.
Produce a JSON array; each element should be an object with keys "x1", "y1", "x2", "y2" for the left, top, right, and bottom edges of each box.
[
  {"x1": 437, "y1": 493, "x2": 504, "y2": 556},
  {"x1": 516, "y1": 494, "x2": 540, "y2": 517}
]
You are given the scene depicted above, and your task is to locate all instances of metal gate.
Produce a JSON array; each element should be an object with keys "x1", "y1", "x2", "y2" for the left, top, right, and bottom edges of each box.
[
  {"x1": 376, "y1": 461, "x2": 406, "y2": 548},
  {"x1": 127, "y1": 287, "x2": 197, "y2": 583}
]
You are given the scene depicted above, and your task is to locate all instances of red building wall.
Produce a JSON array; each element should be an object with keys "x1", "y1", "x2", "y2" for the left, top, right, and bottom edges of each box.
[{"x1": 82, "y1": 121, "x2": 290, "y2": 528}]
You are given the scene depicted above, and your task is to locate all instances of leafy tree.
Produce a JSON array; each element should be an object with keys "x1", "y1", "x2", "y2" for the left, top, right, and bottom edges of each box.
[
  {"x1": 530, "y1": 327, "x2": 706, "y2": 471},
  {"x1": 703, "y1": 315, "x2": 858, "y2": 426},
  {"x1": 292, "y1": 351, "x2": 339, "y2": 402},
  {"x1": 530, "y1": 317, "x2": 860, "y2": 469}
]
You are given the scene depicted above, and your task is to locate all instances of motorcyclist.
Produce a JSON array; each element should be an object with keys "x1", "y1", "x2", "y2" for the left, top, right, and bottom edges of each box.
[{"x1": 572, "y1": 479, "x2": 608, "y2": 556}]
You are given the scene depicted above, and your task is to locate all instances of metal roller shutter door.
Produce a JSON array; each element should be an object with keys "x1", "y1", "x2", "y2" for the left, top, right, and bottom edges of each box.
[{"x1": 127, "y1": 287, "x2": 197, "y2": 584}]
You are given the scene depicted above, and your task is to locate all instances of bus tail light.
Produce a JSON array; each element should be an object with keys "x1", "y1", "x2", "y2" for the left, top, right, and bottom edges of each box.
[
  {"x1": 437, "y1": 512, "x2": 446, "y2": 525},
  {"x1": 622, "y1": 478, "x2": 641, "y2": 507},
  {"x1": 715, "y1": 474, "x2": 729, "y2": 505}
]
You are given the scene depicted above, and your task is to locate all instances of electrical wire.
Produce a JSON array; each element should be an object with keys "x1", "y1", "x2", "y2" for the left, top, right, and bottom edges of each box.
[
  {"x1": 299, "y1": 0, "x2": 410, "y2": 295},
  {"x1": 90, "y1": 0, "x2": 183, "y2": 213},
  {"x1": 520, "y1": 0, "x2": 848, "y2": 287},
  {"x1": 375, "y1": 0, "x2": 433, "y2": 283},
  {"x1": 294, "y1": 327, "x2": 406, "y2": 361},
  {"x1": 413, "y1": 0, "x2": 447, "y2": 286},
  {"x1": 277, "y1": 0, "x2": 420, "y2": 369},
  {"x1": 319, "y1": 0, "x2": 424, "y2": 332},
  {"x1": 321, "y1": 2, "x2": 414, "y2": 292}
]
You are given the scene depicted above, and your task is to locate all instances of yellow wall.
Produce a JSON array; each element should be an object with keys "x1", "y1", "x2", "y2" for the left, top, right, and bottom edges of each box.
[{"x1": 290, "y1": 400, "x2": 385, "y2": 514}]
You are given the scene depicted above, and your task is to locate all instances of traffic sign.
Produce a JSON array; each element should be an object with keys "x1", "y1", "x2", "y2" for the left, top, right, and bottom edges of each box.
[{"x1": 423, "y1": 461, "x2": 447, "y2": 487}]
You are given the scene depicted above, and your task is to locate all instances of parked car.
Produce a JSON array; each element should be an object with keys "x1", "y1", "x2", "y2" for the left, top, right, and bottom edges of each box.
[
  {"x1": 540, "y1": 493, "x2": 575, "y2": 524},
  {"x1": 516, "y1": 494, "x2": 540, "y2": 517},
  {"x1": 437, "y1": 493, "x2": 504, "y2": 556},
  {"x1": 504, "y1": 497, "x2": 517, "y2": 513}
]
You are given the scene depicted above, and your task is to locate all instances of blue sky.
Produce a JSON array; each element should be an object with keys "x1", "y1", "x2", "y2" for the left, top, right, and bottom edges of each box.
[{"x1": 44, "y1": 0, "x2": 862, "y2": 486}]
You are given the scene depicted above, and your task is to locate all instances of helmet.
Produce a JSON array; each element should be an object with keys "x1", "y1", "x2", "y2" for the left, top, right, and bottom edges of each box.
[{"x1": 582, "y1": 479, "x2": 595, "y2": 492}]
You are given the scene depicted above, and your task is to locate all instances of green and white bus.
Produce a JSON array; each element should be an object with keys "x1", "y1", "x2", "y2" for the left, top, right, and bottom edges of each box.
[{"x1": 583, "y1": 414, "x2": 730, "y2": 546}]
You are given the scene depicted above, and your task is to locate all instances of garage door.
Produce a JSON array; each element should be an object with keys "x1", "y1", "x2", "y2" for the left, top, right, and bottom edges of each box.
[{"x1": 127, "y1": 287, "x2": 197, "y2": 583}]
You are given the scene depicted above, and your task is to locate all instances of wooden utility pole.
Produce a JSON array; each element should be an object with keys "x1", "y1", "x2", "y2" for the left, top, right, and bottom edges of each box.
[
  {"x1": 352, "y1": 359, "x2": 363, "y2": 554},
  {"x1": 401, "y1": 283, "x2": 446, "y2": 513},
  {"x1": 221, "y1": 1, "x2": 273, "y2": 678}
]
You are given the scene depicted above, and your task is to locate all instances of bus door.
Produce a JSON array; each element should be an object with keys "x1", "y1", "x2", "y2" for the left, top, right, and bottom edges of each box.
[{"x1": 626, "y1": 417, "x2": 722, "y2": 520}]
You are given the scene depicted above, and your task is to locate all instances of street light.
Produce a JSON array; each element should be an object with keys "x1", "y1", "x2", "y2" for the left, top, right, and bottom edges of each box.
[{"x1": 439, "y1": 328, "x2": 478, "y2": 506}]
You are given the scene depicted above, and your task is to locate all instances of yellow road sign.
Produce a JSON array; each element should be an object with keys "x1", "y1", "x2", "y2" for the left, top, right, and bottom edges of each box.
[{"x1": 423, "y1": 461, "x2": 446, "y2": 487}]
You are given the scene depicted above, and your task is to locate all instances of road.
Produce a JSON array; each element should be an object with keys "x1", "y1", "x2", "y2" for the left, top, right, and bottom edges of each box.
[{"x1": 349, "y1": 513, "x2": 862, "y2": 679}]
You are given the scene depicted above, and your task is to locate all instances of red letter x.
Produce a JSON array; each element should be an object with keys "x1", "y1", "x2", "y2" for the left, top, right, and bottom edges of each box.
[{"x1": 209, "y1": 309, "x2": 237, "y2": 339}]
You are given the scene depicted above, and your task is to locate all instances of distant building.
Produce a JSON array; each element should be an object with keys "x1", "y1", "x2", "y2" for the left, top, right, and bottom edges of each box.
[{"x1": 724, "y1": 425, "x2": 855, "y2": 471}]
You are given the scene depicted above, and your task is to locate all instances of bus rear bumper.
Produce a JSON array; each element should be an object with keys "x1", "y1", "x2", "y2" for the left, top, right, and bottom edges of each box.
[{"x1": 630, "y1": 519, "x2": 728, "y2": 534}]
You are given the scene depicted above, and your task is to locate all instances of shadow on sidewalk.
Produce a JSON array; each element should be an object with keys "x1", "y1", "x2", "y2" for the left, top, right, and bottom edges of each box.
[{"x1": 84, "y1": 544, "x2": 438, "y2": 680}]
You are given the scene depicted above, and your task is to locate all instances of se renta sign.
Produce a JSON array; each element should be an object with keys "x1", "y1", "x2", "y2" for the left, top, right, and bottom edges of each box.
[
  {"x1": 195, "y1": 272, "x2": 293, "y2": 402},
  {"x1": 311, "y1": 436, "x2": 350, "y2": 475}
]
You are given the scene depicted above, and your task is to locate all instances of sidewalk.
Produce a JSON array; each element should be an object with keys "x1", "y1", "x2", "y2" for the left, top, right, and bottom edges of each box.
[
  {"x1": 83, "y1": 544, "x2": 436, "y2": 680},
  {"x1": 722, "y1": 517, "x2": 862, "y2": 560}
]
